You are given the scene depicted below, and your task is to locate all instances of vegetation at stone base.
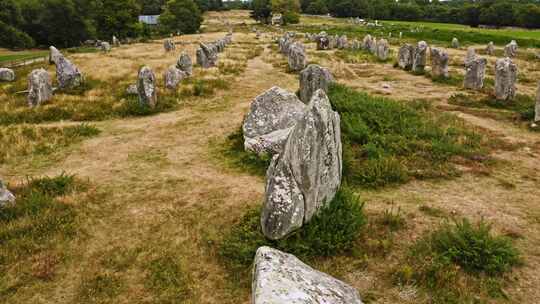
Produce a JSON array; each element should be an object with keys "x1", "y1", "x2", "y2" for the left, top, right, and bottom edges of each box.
[
  {"x1": 219, "y1": 187, "x2": 366, "y2": 272},
  {"x1": 395, "y1": 218, "x2": 521, "y2": 302},
  {"x1": 0, "y1": 123, "x2": 100, "y2": 165},
  {"x1": 328, "y1": 83, "x2": 488, "y2": 189},
  {"x1": 449, "y1": 93, "x2": 536, "y2": 122},
  {"x1": 179, "y1": 78, "x2": 231, "y2": 97},
  {"x1": 0, "y1": 174, "x2": 83, "y2": 300}
]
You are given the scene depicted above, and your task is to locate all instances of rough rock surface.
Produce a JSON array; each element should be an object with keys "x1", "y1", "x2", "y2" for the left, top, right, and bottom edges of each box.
[
  {"x1": 351, "y1": 39, "x2": 361, "y2": 50},
  {"x1": 486, "y1": 42, "x2": 495, "y2": 56},
  {"x1": 412, "y1": 41, "x2": 428, "y2": 73},
  {"x1": 0, "y1": 68, "x2": 15, "y2": 82},
  {"x1": 535, "y1": 82, "x2": 540, "y2": 122},
  {"x1": 362, "y1": 34, "x2": 374, "y2": 52},
  {"x1": 112, "y1": 35, "x2": 120, "y2": 47},
  {"x1": 164, "y1": 38, "x2": 175, "y2": 52},
  {"x1": 464, "y1": 57, "x2": 487, "y2": 90},
  {"x1": 262, "y1": 90, "x2": 342, "y2": 240},
  {"x1": 55, "y1": 56, "x2": 84, "y2": 89},
  {"x1": 337, "y1": 35, "x2": 348, "y2": 49},
  {"x1": 0, "y1": 180, "x2": 15, "y2": 208},
  {"x1": 198, "y1": 43, "x2": 218, "y2": 68},
  {"x1": 196, "y1": 48, "x2": 208, "y2": 68},
  {"x1": 299, "y1": 64, "x2": 334, "y2": 103},
  {"x1": 316, "y1": 32, "x2": 330, "y2": 50},
  {"x1": 164, "y1": 66, "x2": 187, "y2": 90},
  {"x1": 288, "y1": 43, "x2": 307, "y2": 72},
  {"x1": 176, "y1": 52, "x2": 192, "y2": 76},
  {"x1": 398, "y1": 44, "x2": 414, "y2": 70},
  {"x1": 279, "y1": 37, "x2": 292, "y2": 54},
  {"x1": 137, "y1": 66, "x2": 157, "y2": 108},
  {"x1": 452, "y1": 37, "x2": 459, "y2": 48},
  {"x1": 126, "y1": 84, "x2": 138, "y2": 95},
  {"x1": 465, "y1": 47, "x2": 477, "y2": 66},
  {"x1": 27, "y1": 68, "x2": 53, "y2": 107},
  {"x1": 252, "y1": 246, "x2": 364, "y2": 304},
  {"x1": 100, "y1": 41, "x2": 111, "y2": 52},
  {"x1": 376, "y1": 39, "x2": 389, "y2": 61},
  {"x1": 49, "y1": 46, "x2": 62, "y2": 64},
  {"x1": 243, "y1": 87, "x2": 306, "y2": 155},
  {"x1": 504, "y1": 40, "x2": 518, "y2": 57},
  {"x1": 495, "y1": 57, "x2": 518, "y2": 101},
  {"x1": 430, "y1": 48, "x2": 449, "y2": 78}
]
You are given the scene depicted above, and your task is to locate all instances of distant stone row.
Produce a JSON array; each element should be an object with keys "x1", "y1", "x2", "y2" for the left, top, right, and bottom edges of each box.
[{"x1": 310, "y1": 31, "x2": 390, "y2": 61}]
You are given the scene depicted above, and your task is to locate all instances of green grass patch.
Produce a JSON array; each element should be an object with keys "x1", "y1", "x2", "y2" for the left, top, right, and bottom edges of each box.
[
  {"x1": 77, "y1": 273, "x2": 124, "y2": 303},
  {"x1": 449, "y1": 93, "x2": 536, "y2": 122},
  {"x1": 0, "y1": 51, "x2": 48, "y2": 64},
  {"x1": 180, "y1": 78, "x2": 230, "y2": 97},
  {"x1": 145, "y1": 252, "x2": 191, "y2": 303}
]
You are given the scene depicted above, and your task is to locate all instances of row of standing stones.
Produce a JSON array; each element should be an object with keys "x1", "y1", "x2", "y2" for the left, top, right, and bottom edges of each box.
[{"x1": 242, "y1": 31, "x2": 364, "y2": 302}]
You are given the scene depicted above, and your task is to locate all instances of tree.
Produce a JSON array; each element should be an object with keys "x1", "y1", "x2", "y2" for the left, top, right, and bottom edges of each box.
[
  {"x1": 251, "y1": 0, "x2": 272, "y2": 23},
  {"x1": 306, "y1": 0, "x2": 328, "y2": 15},
  {"x1": 37, "y1": 0, "x2": 94, "y2": 47},
  {"x1": 94, "y1": 0, "x2": 141, "y2": 39},
  {"x1": 516, "y1": 4, "x2": 540, "y2": 29},
  {"x1": 271, "y1": 0, "x2": 300, "y2": 24},
  {"x1": 159, "y1": 0, "x2": 203, "y2": 34}
]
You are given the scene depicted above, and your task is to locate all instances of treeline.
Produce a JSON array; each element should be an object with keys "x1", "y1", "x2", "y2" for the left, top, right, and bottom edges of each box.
[
  {"x1": 300, "y1": 0, "x2": 540, "y2": 29},
  {"x1": 0, "y1": 0, "x2": 224, "y2": 49}
]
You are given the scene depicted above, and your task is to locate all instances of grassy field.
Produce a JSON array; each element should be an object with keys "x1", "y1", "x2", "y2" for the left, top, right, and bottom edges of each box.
[{"x1": 0, "y1": 51, "x2": 48, "y2": 64}]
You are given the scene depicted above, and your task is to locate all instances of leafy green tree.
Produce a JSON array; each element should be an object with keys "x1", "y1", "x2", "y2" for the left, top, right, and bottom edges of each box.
[
  {"x1": 94, "y1": 0, "x2": 141, "y2": 40},
  {"x1": 516, "y1": 4, "x2": 540, "y2": 29},
  {"x1": 250, "y1": 0, "x2": 272, "y2": 23},
  {"x1": 306, "y1": 0, "x2": 328, "y2": 15},
  {"x1": 37, "y1": 0, "x2": 94, "y2": 47},
  {"x1": 271, "y1": 0, "x2": 300, "y2": 24},
  {"x1": 159, "y1": 0, "x2": 203, "y2": 34}
]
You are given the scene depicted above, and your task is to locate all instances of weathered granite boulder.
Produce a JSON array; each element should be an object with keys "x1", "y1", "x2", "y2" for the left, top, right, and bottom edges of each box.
[
  {"x1": 536, "y1": 82, "x2": 540, "y2": 122},
  {"x1": 55, "y1": 56, "x2": 84, "y2": 89},
  {"x1": 100, "y1": 41, "x2": 111, "y2": 52},
  {"x1": 112, "y1": 35, "x2": 120, "y2": 47},
  {"x1": 49, "y1": 46, "x2": 62, "y2": 64},
  {"x1": 126, "y1": 84, "x2": 138, "y2": 95},
  {"x1": 316, "y1": 33, "x2": 330, "y2": 50},
  {"x1": 27, "y1": 68, "x2": 53, "y2": 107},
  {"x1": 398, "y1": 44, "x2": 414, "y2": 70},
  {"x1": 0, "y1": 68, "x2": 15, "y2": 82},
  {"x1": 337, "y1": 35, "x2": 348, "y2": 49},
  {"x1": 430, "y1": 48, "x2": 449, "y2": 78},
  {"x1": 362, "y1": 34, "x2": 374, "y2": 51},
  {"x1": 176, "y1": 52, "x2": 192, "y2": 76},
  {"x1": 164, "y1": 38, "x2": 176, "y2": 52},
  {"x1": 0, "y1": 180, "x2": 15, "y2": 208},
  {"x1": 164, "y1": 66, "x2": 187, "y2": 90},
  {"x1": 451, "y1": 37, "x2": 459, "y2": 48},
  {"x1": 464, "y1": 57, "x2": 487, "y2": 90},
  {"x1": 137, "y1": 66, "x2": 157, "y2": 108},
  {"x1": 299, "y1": 64, "x2": 334, "y2": 103},
  {"x1": 243, "y1": 87, "x2": 306, "y2": 155},
  {"x1": 262, "y1": 90, "x2": 342, "y2": 240},
  {"x1": 504, "y1": 40, "x2": 518, "y2": 58},
  {"x1": 197, "y1": 43, "x2": 218, "y2": 68},
  {"x1": 486, "y1": 42, "x2": 495, "y2": 56},
  {"x1": 495, "y1": 57, "x2": 517, "y2": 101},
  {"x1": 288, "y1": 43, "x2": 307, "y2": 72},
  {"x1": 465, "y1": 47, "x2": 477, "y2": 66},
  {"x1": 412, "y1": 41, "x2": 428, "y2": 73},
  {"x1": 376, "y1": 39, "x2": 389, "y2": 61},
  {"x1": 279, "y1": 37, "x2": 292, "y2": 55},
  {"x1": 252, "y1": 246, "x2": 364, "y2": 304}
]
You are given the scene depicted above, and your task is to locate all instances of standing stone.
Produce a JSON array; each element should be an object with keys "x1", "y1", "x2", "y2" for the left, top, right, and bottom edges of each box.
[
  {"x1": 369, "y1": 37, "x2": 378, "y2": 54},
  {"x1": 137, "y1": 66, "x2": 157, "y2": 108},
  {"x1": 279, "y1": 37, "x2": 292, "y2": 55},
  {"x1": 252, "y1": 247, "x2": 364, "y2": 304},
  {"x1": 376, "y1": 39, "x2": 389, "y2": 61},
  {"x1": 49, "y1": 46, "x2": 62, "y2": 65},
  {"x1": 0, "y1": 68, "x2": 15, "y2": 82},
  {"x1": 288, "y1": 43, "x2": 307, "y2": 72},
  {"x1": 243, "y1": 87, "x2": 306, "y2": 155},
  {"x1": 0, "y1": 180, "x2": 15, "y2": 208},
  {"x1": 398, "y1": 44, "x2": 414, "y2": 70},
  {"x1": 430, "y1": 48, "x2": 449, "y2": 78},
  {"x1": 27, "y1": 68, "x2": 53, "y2": 107},
  {"x1": 351, "y1": 39, "x2": 361, "y2": 50},
  {"x1": 504, "y1": 40, "x2": 518, "y2": 58},
  {"x1": 196, "y1": 48, "x2": 208, "y2": 68},
  {"x1": 100, "y1": 41, "x2": 111, "y2": 52},
  {"x1": 465, "y1": 47, "x2": 476, "y2": 66},
  {"x1": 299, "y1": 64, "x2": 334, "y2": 103},
  {"x1": 412, "y1": 41, "x2": 428, "y2": 73},
  {"x1": 486, "y1": 42, "x2": 495, "y2": 56},
  {"x1": 112, "y1": 35, "x2": 120, "y2": 47},
  {"x1": 316, "y1": 32, "x2": 330, "y2": 50},
  {"x1": 55, "y1": 56, "x2": 84, "y2": 89},
  {"x1": 200, "y1": 43, "x2": 218, "y2": 66},
  {"x1": 262, "y1": 90, "x2": 342, "y2": 240},
  {"x1": 495, "y1": 57, "x2": 518, "y2": 101},
  {"x1": 535, "y1": 82, "x2": 540, "y2": 122},
  {"x1": 464, "y1": 57, "x2": 487, "y2": 90},
  {"x1": 362, "y1": 34, "x2": 374, "y2": 51},
  {"x1": 451, "y1": 37, "x2": 459, "y2": 48},
  {"x1": 337, "y1": 35, "x2": 348, "y2": 49},
  {"x1": 164, "y1": 38, "x2": 175, "y2": 52},
  {"x1": 163, "y1": 66, "x2": 187, "y2": 90},
  {"x1": 176, "y1": 52, "x2": 192, "y2": 76}
]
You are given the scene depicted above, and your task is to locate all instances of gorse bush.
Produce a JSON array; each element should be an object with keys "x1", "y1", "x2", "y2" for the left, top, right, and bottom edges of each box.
[{"x1": 219, "y1": 187, "x2": 366, "y2": 270}]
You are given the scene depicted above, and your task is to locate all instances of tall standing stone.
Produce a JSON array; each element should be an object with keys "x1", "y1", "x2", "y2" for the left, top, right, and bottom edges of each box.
[
  {"x1": 252, "y1": 247, "x2": 364, "y2": 304},
  {"x1": 495, "y1": 57, "x2": 517, "y2": 101},
  {"x1": 262, "y1": 90, "x2": 342, "y2": 240},
  {"x1": 398, "y1": 44, "x2": 414, "y2": 70},
  {"x1": 163, "y1": 66, "x2": 187, "y2": 90},
  {"x1": 137, "y1": 66, "x2": 157, "y2": 108},
  {"x1": 288, "y1": 43, "x2": 307, "y2": 72},
  {"x1": 362, "y1": 34, "x2": 374, "y2": 52},
  {"x1": 351, "y1": 39, "x2": 361, "y2": 50},
  {"x1": 201, "y1": 43, "x2": 218, "y2": 66},
  {"x1": 412, "y1": 41, "x2": 428, "y2": 73},
  {"x1": 49, "y1": 46, "x2": 62, "y2": 64},
  {"x1": 486, "y1": 42, "x2": 495, "y2": 56},
  {"x1": 164, "y1": 38, "x2": 175, "y2": 52},
  {"x1": 451, "y1": 37, "x2": 459, "y2": 48},
  {"x1": 0, "y1": 68, "x2": 15, "y2": 82},
  {"x1": 0, "y1": 180, "x2": 15, "y2": 208},
  {"x1": 299, "y1": 64, "x2": 334, "y2": 103},
  {"x1": 465, "y1": 47, "x2": 477, "y2": 66},
  {"x1": 337, "y1": 35, "x2": 348, "y2": 49},
  {"x1": 464, "y1": 57, "x2": 487, "y2": 90},
  {"x1": 504, "y1": 40, "x2": 518, "y2": 58},
  {"x1": 430, "y1": 48, "x2": 449, "y2": 78},
  {"x1": 27, "y1": 68, "x2": 53, "y2": 107},
  {"x1": 176, "y1": 52, "x2": 192, "y2": 76},
  {"x1": 55, "y1": 56, "x2": 84, "y2": 89},
  {"x1": 376, "y1": 39, "x2": 389, "y2": 61}
]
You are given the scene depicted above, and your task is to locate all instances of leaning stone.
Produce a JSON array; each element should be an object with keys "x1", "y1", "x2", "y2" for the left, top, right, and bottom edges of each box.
[
  {"x1": 243, "y1": 86, "x2": 306, "y2": 155},
  {"x1": 0, "y1": 180, "x2": 15, "y2": 208},
  {"x1": 27, "y1": 68, "x2": 53, "y2": 107},
  {"x1": 49, "y1": 46, "x2": 62, "y2": 64},
  {"x1": 465, "y1": 47, "x2": 476, "y2": 66},
  {"x1": 412, "y1": 41, "x2": 428, "y2": 73},
  {"x1": 535, "y1": 82, "x2": 540, "y2": 122},
  {"x1": 504, "y1": 40, "x2": 518, "y2": 58},
  {"x1": 176, "y1": 52, "x2": 192, "y2": 76},
  {"x1": 398, "y1": 44, "x2": 414, "y2": 70},
  {"x1": 137, "y1": 66, "x2": 157, "y2": 108},
  {"x1": 336, "y1": 35, "x2": 348, "y2": 49},
  {"x1": 55, "y1": 56, "x2": 84, "y2": 89},
  {"x1": 100, "y1": 41, "x2": 111, "y2": 52},
  {"x1": 299, "y1": 64, "x2": 334, "y2": 103},
  {"x1": 495, "y1": 57, "x2": 518, "y2": 101},
  {"x1": 252, "y1": 246, "x2": 364, "y2": 304},
  {"x1": 164, "y1": 38, "x2": 175, "y2": 52},
  {"x1": 0, "y1": 68, "x2": 15, "y2": 82},
  {"x1": 164, "y1": 66, "x2": 187, "y2": 90},
  {"x1": 430, "y1": 48, "x2": 449, "y2": 78},
  {"x1": 486, "y1": 42, "x2": 495, "y2": 56},
  {"x1": 464, "y1": 57, "x2": 487, "y2": 90},
  {"x1": 288, "y1": 43, "x2": 307, "y2": 72},
  {"x1": 451, "y1": 37, "x2": 459, "y2": 48},
  {"x1": 262, "y1": 90, "x2": 342, "y2": 239},
  {"x1": 376, "y1": 39, "x2": 389, "y2": 61}
]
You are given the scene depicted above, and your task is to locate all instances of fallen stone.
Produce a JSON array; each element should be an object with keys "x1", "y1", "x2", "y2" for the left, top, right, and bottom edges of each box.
[
  {"x1": 464, "y1": 57, "x2": 487, "y2": 90},
  {"x1": 398, "y1": 44, "x2": 414, "y2": 70},
  {"x1": 495, "y1": 57, "x2": 518, "y2": 101},
  {"x1": 176, "y1": 52, "x2": 193, "y2": 76},
  {"x1": 0, "y1": 180, "x2": 15, "y2": 208},
  {"x1": 430, "y1": 48, "x2": 449, "y2": 78},
  {"x1": 0, "y1": 68, "x2": 15, "y2": 82},
  {"x1": 412, "y1": 41, "x2": 428, "y2": 73},
  {"x1": 27, "y1": 68, "x2": 53, "y2": 107},
  {"x1": 262, "y1": 90, "x2": 342, "y2": 240},
  {"x1": 252, "y1": 246, "x2": 364, "y2": 304},
  {"x1": 164, "y1": 66, "x2": 187, "y2": 90},
  {"x1": 288, "y1": 43, "x2": 307, "y2": 72},
  {"x1": 299, "y1": 64, "x2": 334, "y2": 103},
  {"x1": 137, "y1": 66, "x2": 157, "y2": 108}
]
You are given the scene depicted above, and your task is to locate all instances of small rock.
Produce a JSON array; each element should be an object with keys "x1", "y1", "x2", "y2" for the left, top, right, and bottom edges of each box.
[
  {"x1": 486, "y1": 42, "x2": 495, "y2": 56},
  {"x1": 49, "y1": 46, "x2": 62, "y2": 64},
  {"x1": 0, "y1": 68, "x2": 15, "y2": 82},
  {"x1": 376, "y1": 38, "x2": 389, "y2": 61},
  {"x1": 535, "y1": 81, "x2": 540, "y2": 122},
  {"x1": 0, "y1": 180, "x2": 15, "y2": 208},
  {"x1": 55, "y1": 55, "x2": 84, "y2": 89}
]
